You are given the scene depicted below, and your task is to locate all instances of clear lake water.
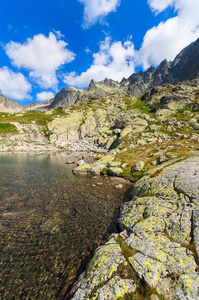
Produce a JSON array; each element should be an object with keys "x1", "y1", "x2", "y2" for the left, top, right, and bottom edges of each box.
[{"x1": 0, "y1": 153, "x2": 132, "y2": 299}]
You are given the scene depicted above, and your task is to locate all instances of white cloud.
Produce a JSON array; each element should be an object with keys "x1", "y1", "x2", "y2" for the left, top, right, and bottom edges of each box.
[
  {"x1": 36, "y1": 91, "x2": 55, "y2": 102},
  {"x1": 0, "y1": 67, "x2": 31, "y2": 100},
  {"x1": 137, "y1": 0, "x2": 199, "y2": 69},
  {"x1": 5, "y1": 32, "x2": 75, "y2": 89},
  {"x1": 78, "y1": 0, "x2": 121, "y2": 28},
  {"x1": 85, "y1": 47, "x2": 91, "y2": 54},
  {"x1": 147, "y1": 0, "x2": 175, "y2": 13},
  {"x1": 52, "y1": 29, "x2": 65, "y2": 39},
  {"x1": 64, "y1": 0, "x2": 199, "y2": 89},
  {"x1": 63, "y1": 37, "x2": 135, "y2": 88}
]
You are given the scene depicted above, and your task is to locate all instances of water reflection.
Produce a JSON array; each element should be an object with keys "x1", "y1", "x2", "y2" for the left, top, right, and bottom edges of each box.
[{"x1": 0, "y1": 153, "x2": 132, "y2": 299}]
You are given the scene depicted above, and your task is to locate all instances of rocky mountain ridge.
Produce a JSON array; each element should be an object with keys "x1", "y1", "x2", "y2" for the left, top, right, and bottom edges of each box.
[
  {"x1": 1, "y1": 37, "x2": 199, "y2": 112},
  {"x1": 48, "y1": 37, "x2": 199, "y2": 108},
  {"x1": 0, "y1": 94, "x2": 23, "y2": 113},
  {"x1": 123, "y1": 37, "x2": 199, "y2": 96}
]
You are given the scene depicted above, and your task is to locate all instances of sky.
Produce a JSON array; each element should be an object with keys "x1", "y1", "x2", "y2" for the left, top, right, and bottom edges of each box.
[{"x1": 0, "y1": 0, "x2": 199, "y2": 105}]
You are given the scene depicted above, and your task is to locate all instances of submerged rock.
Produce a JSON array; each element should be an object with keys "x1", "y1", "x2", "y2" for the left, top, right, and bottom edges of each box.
[{"x1": 114, "y1": 184, "x2": 123, "y2": 190}]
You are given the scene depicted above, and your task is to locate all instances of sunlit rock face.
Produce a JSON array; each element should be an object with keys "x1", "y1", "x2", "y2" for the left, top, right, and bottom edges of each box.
[{"x1": 72, "y1": 157, "x2": 199, "y2": 300}]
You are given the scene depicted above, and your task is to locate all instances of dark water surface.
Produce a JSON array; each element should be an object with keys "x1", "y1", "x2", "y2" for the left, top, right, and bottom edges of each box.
[{"x1": 0, "y1": 153, "x2": 132, "y2": 299}]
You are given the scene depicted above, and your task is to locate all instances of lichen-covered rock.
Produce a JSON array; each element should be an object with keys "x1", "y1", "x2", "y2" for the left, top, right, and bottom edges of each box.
[
  {"x1": 132, "y1": 117, "x2": 148, "y2": 132},
  {"x1": 165, "y1": 206, "x2": 192, "y2": 244},
  {"x1": 120, "y1": 125, "x2": 133, "y2": 138},
  {"x1": 150, "y1": 295, "x2": 160, "y2": 300},
  {"x1": 119, "y1": 200, "x2": 145, "y2": 231},
  {"x1": 189, "y1": 115, "x2": 199, "y2": 131},
  {"x1": 72, "y1": 242, "x2": 126, "y2": 300},
  {"x1": 154, "y1": 109, "x2": 174, "y2": 120},
  {"x1": 122, "y1": 157, "x2": 199, "y2": 299},
  {"x1": 80, "y1": 111, "x2": 97, "y2": 138},
  {"x1": 76, "y1": 159, "x2": 85, "y2": 166},
  {"x1": 48, "y1": 112, "x2": 83, "y2": 145},
  {"x1": 72, "y1": 155, "x2": 120, "y2": 175},
  {"x1": 72, "y1": 157, "x2": 199, "y2": 300},
  {"x1": 176, "y1": 274, "x2": 199, "y2": 300},
  {"x1": 131, "y1": 157, "x2": 199, "y2": 201},
  {"x1": 193, "y1": 209, "x2": 199, "y2": 264},
  {"x1": 129, "y1": 253, "x2": 167, "y2": 288},
  {"x1": 107, "y1": 161, "x2": 121, "y2": 168},
  {"x1": 132, "y1": 216, "x2": 165, "y2": 234},
  {"x1": 73, "y1": 164, "x2": 103, "y2": 175},
  {"x1": 106, "y1": 135, "x2": 117, "y2": 149},
  {"x1": 126, "y1": 232, "x2": 197, "y2": 274},
  {"x1": 131, "y1": 161, "x2": 145, "y2": 171},
  {"x1": 107, "y1": 167, "x2": 123, "y2": 176},
  {"x1": 90, "y1": 276, "x2": 137, "y2": 300},
  {"x1": 96, "y1": 155, "x2": 115, "y2": 165}
]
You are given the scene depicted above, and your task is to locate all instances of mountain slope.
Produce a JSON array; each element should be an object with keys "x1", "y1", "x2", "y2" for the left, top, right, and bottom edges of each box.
[
  {"x1": 124, "y1": 37, "x2": 199, "y2": 95},
  {"x1": 0, "y1": 94, "x2": 23, "y2": 113},
  {"x1": 50, "y1": 36, "x2": 199, "y2": 108}
]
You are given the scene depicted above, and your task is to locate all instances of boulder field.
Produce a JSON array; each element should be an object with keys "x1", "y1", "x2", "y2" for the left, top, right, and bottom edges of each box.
[{"x1": 71, "y1": 157, "x2": 199, "y2": 300}]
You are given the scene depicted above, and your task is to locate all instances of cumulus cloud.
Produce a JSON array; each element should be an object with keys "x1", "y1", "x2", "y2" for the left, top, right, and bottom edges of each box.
[
  {"x1": 5, "y1": 32, "x2": 75, "y2": 89},
  {"x1": 64, "y1": 0, "x2": 199, "y2": 89},
  {"x1": 36, "y1": 91, "x2": 55, "y2": 102},
  {"x1": 0, "y1": 67, "x2": 31, "y2": 100},
  {"x1": 78, "y1": 0, "x2": 121, "y2": 28},
  {"x1": 147, "y1": 0, "x2": 175, "y2": 13},
  {"x1": 63, "y1": 37, "x2": 134, "y2": 88},
  {"x1": 137, "y1": 0, "x2": 199, "y2": 69}
]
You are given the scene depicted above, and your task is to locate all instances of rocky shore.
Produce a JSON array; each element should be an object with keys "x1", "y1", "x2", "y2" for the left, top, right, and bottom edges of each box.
[{"x1": 69, "y1": 156, "x2": 199, "y2": 300}]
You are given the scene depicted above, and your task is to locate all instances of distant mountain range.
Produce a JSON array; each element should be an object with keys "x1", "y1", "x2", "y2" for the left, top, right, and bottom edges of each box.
[
  {"x1": 49, "y1": 36, "x2": 199, "y2": 108},
  {"x1": 0, "y1": 94, "x2": 23, "y2": 113},
  {"x1": 1, "y1": 37, "x2": 199, "y2": 112}
]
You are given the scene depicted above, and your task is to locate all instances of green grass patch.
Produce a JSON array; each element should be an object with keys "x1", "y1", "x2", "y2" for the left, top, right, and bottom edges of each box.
[
  {"x1": 131, "y1": 170, "x2": 144, "y2": 182},
  {"x1": 52, "y1": 108, "x2": 66, "y2": 116},
  {"x1": 88, "y1": 280, "x2": 108, "y2": 299},
  {"x1": 130, "y1": 97, "x2": 154, "y2": 116},
  {"x1": 0, "y1": 113, "x2": 10, "y2": 118},
  {"x1": 100, "y1": 167, "x2": 109, "y2": 175},
  {"x1": 123, "y1": 96, "x2": 153, "y2": 116},
  {"x1": 0, "y1": 123, "x2": 18, "y2": 136},
  {"x1": 116, "y1": 236, "x2": 136, "y2": 258},
  {"x1": 0, "y1": 111, "x2": 54, "y2": 126},
  {"x1": 178, "y1": 106, "x2": 193, "y2": 113},
  {"x1": 120, "y1": 167, "x2": 133, "y2": 179}
]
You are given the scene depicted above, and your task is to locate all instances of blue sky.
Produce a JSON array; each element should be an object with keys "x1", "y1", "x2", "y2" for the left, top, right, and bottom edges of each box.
[{"x1": 0, "y1": 0, "x2": 199, "y2": 105}]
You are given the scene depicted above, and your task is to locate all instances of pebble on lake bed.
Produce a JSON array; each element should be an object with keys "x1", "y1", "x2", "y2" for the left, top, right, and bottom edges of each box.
[
  {"x1": 65, "y1": 160, "x2": 75, "y2": 164},
  {"x1": 114, "y1": 184, "x2": 123, "y2": 190},
  {"x1": 96, "y1": 182, "x2": 103, "y2": 186}
]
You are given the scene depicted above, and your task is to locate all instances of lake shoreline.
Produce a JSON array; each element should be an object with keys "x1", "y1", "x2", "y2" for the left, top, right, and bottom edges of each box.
[{"x1": 0, "y1": 151, "x2": 133, "y2": 299}]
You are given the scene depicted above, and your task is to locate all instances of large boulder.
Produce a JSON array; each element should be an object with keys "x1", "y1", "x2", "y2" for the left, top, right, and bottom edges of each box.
[{"x1": 48, "y1": 112, "x2": 83, "y2": 145}]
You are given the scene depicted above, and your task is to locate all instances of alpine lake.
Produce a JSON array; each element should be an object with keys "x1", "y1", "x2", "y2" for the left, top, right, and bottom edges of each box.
[{"x1": 0, "y1": 152, "x2": 132, "y2": 299}]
